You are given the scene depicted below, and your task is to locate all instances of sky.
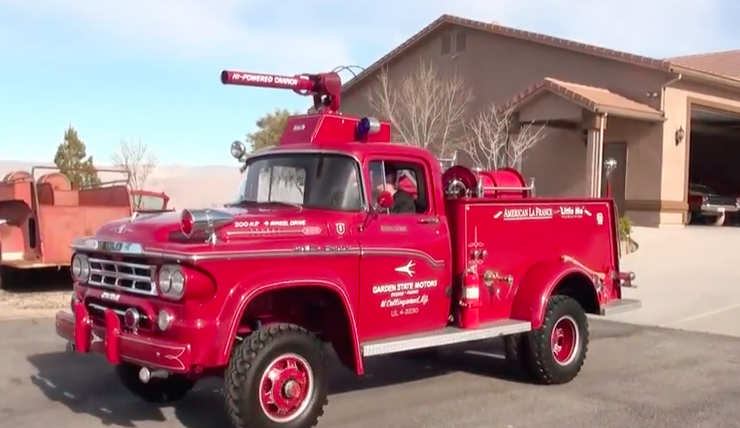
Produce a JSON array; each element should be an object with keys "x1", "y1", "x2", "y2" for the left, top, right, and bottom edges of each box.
[{"x1": 0, "y1": 0, "x2": 738, "y2": 166}]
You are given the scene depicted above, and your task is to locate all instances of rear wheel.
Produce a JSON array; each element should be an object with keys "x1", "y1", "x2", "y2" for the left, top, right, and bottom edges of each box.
[
  {"x1": 524, "y1": 295, "x2": 588, "y2": 385},
  {"x1": 225, "y1": 323, "x2": 328, "y2": 428},
  {"x1": 116, "y1": 363, "x2": 195, "y2": 403}
]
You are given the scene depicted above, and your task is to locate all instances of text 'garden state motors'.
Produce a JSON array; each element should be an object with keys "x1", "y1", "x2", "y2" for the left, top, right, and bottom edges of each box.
[{"x1": 372, "y1": 280, "x2": 438, "y2": 295}]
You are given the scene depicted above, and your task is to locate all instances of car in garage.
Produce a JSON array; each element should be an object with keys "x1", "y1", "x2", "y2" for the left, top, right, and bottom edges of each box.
[{"x1": 688, "y1": 183, "x2": 739, "y2": 225}]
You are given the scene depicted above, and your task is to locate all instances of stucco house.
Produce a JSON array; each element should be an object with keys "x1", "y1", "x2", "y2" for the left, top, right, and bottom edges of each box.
[{"x1": 340, "y1": 14, "x2": 740, "y2": 227}]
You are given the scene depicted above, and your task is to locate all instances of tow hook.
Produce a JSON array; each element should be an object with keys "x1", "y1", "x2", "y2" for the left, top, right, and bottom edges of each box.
[{"x1": 138, "y1": 367, "x2": 170, "y2": 383}]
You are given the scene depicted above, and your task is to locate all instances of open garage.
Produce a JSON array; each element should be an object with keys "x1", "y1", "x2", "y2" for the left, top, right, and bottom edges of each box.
[{"x1": 688, "y1": 105, "x2": 740, "y2": 226}]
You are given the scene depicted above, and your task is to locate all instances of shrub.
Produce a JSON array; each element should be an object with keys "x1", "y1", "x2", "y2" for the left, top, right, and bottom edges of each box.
[{"x1": 618, "y1": 215, "x2": 632, "y2": 241}]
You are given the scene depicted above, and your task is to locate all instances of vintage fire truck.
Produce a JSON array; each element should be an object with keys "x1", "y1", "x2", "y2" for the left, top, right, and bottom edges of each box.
[
  {"x1": 0, "y1": 167, "x2": 171, "y2": 288},
  {"x1": 55, "y1": 68, "x2": 639, "y2": 428}
]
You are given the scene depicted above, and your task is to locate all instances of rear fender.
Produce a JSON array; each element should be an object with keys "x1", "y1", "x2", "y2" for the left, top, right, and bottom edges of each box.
[
  {"x1": 510, "y1": 259, "x2": 599, "y2": 329},
  {"x1": 215, "y1": 267, "x2": 362, "y2": 373}
]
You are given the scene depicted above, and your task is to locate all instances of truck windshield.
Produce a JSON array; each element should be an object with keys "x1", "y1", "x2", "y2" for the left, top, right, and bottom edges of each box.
[
  {"x1": 132, "y1": 194, "x2": 166, "y2": 210},
  {"x1": 236, "y1": 153, "x2": 363, "y2": 211}
]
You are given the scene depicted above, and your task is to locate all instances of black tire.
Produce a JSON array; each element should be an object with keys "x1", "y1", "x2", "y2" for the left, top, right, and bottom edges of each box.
[
  {"x1": 503, "y1": 333, "x2": 533, "y2": 378},
  {"x1": 116, "y1": 363, "x2": 195, "y2": 403},
  {"x1": 225, "y1": 323, "x2": 328, "y2": 428},
  {"x1": 524, "y1": 295, "x2": 588, "y2": 385}
]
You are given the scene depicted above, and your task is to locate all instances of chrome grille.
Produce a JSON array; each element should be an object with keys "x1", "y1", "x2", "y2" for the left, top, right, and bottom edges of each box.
[{"x1": 88, "y1": 257, "x2": 157, "y2": 296}]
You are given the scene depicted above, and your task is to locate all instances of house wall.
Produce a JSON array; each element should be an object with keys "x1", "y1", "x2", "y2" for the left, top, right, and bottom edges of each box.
[
  {"x1": 340, "y1": 24, "x2": 672, "y2": 201},
  {"x1": 606, "y1": 117, "x2": 667, "y2": 226}
]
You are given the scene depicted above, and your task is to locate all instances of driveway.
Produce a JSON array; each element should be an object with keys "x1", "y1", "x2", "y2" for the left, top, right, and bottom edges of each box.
[
  {"x1": 3, "y1": 317, "x2": 740, "y2": 428},
  {"x1": 613, "y1": 226, "x2": 740, "y2": 337}
]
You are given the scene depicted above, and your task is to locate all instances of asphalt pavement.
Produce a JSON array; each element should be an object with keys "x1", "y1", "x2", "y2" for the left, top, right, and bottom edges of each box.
[{"x1": 2, "y1": 317, "x2": 740, "y2": 428}]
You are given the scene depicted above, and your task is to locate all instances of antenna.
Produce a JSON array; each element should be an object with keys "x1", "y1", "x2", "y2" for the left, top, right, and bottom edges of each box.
[{"x1": 220, "y1": 70, "x2": 343, "y2": 113}]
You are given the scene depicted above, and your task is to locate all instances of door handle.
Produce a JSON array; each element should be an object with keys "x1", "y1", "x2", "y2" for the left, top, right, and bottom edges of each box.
[{"x1": 418, "y1": 217, "x2": 439, "y2": 224}]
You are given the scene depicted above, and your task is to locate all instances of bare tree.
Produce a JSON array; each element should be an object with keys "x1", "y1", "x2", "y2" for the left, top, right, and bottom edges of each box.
[
  {"x1": 110, "y1": 139, "x2": 158, "y2": 206},
  {"x1": 463, "y1": 104, "x2": 547, "y2": 170},
  {"x1": 367, "y1": 59, "x2": 472, "y2": 157}
]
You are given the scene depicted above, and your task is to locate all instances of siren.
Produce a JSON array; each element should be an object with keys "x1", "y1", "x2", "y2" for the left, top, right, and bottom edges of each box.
[{"x1": 355, "y1": 117, "x2": 381, "y2": 140}]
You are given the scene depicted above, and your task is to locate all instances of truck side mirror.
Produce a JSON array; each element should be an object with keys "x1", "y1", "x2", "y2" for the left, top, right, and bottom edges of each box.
[{"x1": 375, "y1": 191, "x2": 393, "y2": 210}]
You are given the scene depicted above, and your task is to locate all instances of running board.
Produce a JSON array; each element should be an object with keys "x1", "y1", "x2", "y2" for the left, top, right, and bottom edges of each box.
[
  {"x1": 362, "y1": 319, "x2": 532, "y2": 357},
  {"x1": 600, "y1": 298, "x2": 641, "y2": 316}
]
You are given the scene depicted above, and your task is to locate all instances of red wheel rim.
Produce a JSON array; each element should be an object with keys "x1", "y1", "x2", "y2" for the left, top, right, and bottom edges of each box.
[
  {"x1": 550, "y1": 315, "x2": 579, "y2": 366},
  {"x1": 259, "y1": 353, "x2": 314, "y2": 423}
]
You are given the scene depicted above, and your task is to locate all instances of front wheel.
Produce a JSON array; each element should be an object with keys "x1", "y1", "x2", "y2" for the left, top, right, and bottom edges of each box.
[
  {"x1": 524, "y1": 295, "x2": 589, "y2": 385},
  {"x1": 225, "y1": 323, "x2": 328, "y2": 428},
  {"x1": 116, "y1": 363, "x2": 196, "y2": 403}
]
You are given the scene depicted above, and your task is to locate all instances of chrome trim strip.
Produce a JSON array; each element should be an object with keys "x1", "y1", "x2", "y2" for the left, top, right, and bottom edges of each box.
[
  {"x1": 73, "y1": 239, "x2": 446, "y2": 268},
  {"x1": 88, "y1": 303, "x2": 126, "y2": 316}
]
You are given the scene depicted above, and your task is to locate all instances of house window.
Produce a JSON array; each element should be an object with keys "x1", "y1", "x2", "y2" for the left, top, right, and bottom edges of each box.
[
  {"x1": 455, "y1": 31, "x2": 467, "y2": 52},
  {"x1": 440, "y1": 33, "x2": 451, "y2": 55}
]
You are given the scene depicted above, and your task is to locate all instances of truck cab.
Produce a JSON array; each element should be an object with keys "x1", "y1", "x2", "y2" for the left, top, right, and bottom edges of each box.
[{"x1": 54, "y1": 68, "x2": 640, "y2": 428}]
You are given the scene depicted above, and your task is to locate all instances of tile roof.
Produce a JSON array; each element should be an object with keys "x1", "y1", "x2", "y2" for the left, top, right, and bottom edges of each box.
[
  {"x1": 341, "y1": 15, "x2": 740, "y2": 95},
  {"x1": 505, "y1": 78, "x2": 664, "y2": 121},
  {"x1": 342, "y1": 14, "x2": 671, "y2": 93},
  {"x1": 668, "y1": 50, "x2": 740, "y2": 80}
]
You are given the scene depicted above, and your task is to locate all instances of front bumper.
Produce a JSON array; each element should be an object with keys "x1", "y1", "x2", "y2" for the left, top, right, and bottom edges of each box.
[
  {"x1": 701, "y1": 204, "x2": 739, "y2": 214},
  {"x1": 56, "y1": 302, "x2": 192, "y2": 373}
]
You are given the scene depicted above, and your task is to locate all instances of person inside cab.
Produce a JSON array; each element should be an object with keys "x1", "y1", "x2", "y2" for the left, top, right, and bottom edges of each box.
[{"x1": 376, "y1": 166, "x2": 416, "y2": 214}]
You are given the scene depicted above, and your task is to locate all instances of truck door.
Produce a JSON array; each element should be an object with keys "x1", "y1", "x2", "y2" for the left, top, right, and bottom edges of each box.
[{"x1": 358, "y1": 157, "x2": 451, "y2": 341}]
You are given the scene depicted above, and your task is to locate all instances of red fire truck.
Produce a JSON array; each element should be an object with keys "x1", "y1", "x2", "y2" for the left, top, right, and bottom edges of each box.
[{"x1": 55, "y1": 68, "x2": 638, "y2": 428}]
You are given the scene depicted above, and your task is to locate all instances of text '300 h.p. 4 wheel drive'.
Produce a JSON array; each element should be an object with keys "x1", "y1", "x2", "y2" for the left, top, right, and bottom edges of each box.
[{"x1": 55, "y1": 66, "x2": 639, "y2": 428}]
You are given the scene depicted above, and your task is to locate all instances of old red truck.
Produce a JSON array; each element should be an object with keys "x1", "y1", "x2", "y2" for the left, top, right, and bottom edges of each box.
[
  {"x1": 55, "y1": 69, "x2": 639, "y2": 428},
  {"x1": 0, "y1": 167, "x2": 172, "y2": 288}
]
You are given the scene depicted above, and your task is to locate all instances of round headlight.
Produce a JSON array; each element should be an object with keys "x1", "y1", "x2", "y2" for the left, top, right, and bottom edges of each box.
[
  {"x1": 79, "y1": 257, "x2": 91, "y2": 281},
  {"x1": 170, "y1": 270, "x2": 185, "y2": 297},
  {"x1": 71, "y1": 254, "x2": 91, "y2": 282},
  {"x1": 71, "y1": 257, "x2": 82, "y2": 278},
  {"x1": 158, "y1": 267, "x2": 173, "y2": 294}
]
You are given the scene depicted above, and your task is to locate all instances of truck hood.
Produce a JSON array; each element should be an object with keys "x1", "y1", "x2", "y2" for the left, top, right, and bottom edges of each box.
[{"x1": 93, "y1": 206, "x2": 334, "y2": 245}]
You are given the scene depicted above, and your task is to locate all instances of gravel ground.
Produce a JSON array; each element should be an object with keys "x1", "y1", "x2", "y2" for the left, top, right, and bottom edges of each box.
[{"x1": 0, "y1": 269, "x2": 71, "y2": 316}]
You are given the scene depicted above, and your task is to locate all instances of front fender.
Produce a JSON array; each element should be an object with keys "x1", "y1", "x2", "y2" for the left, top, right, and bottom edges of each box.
[
  {"x1": 510, "y1": 259, "x2": 596, "y2": 329},
  {"x1": 214, "y1": 267, "x2": 362, "y2": 373}
]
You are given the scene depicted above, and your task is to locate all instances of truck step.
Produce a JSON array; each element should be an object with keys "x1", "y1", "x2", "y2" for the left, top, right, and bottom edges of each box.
[
  {"x1": 362, "y1": 319, "x2": 532, "y2": 357},
  {"x1": 600, "y1": 298, "x2": 641, "y2": 316}
]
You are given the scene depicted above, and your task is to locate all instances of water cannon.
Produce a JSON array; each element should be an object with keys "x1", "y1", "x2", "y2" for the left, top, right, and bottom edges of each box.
[
  {"x1": 221, "y1": 70, "x2": 342, "y2": 113},
  {"x1": 222, "y1": 67, "x2": 392, "y2": 148}
]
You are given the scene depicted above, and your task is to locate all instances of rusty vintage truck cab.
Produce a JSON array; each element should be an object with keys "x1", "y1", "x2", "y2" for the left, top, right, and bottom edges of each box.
[{"x1": 55, "y1": 68, "x2": 639, "y2": 428}]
